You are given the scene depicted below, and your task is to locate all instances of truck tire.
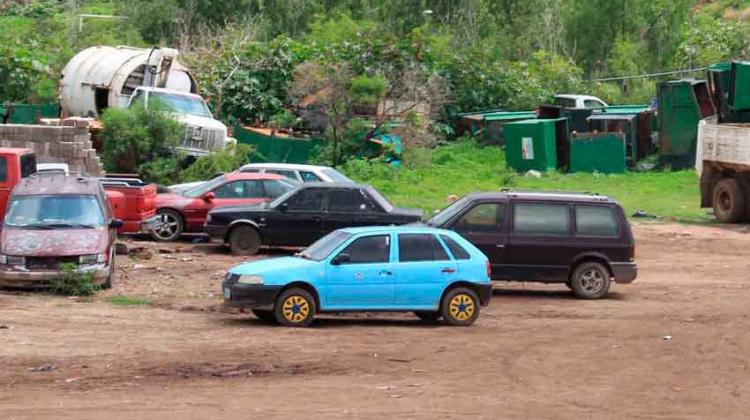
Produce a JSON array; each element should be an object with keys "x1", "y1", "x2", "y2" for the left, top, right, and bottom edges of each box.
[
  {"x1": 228, "y1": 225, "x2": 261, "y2": 255},
  {"x1": 151, "y1": 209, "x2": 184, "y2": 242},
  {"x1": 713, "y1": 178, "x2": 746, "y2": 223}
]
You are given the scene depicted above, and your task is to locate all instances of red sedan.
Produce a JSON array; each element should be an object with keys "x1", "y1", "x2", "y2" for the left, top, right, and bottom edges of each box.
[{"x1": 151, "y1": 173, "x2": 296, "y2": 241}]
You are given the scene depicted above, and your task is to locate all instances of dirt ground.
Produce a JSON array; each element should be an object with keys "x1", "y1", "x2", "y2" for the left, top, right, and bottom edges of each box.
[{"x1": 1, "y1": 222, "x2": 749, "y2": 420}]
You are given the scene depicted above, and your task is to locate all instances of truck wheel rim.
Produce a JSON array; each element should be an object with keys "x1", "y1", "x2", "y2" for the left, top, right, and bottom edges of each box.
[
  {"x1": 718, "y1": 191, "x2": 731, "y2": 212},
  {"x1": 282, "y1": 295, "x2": 310, "y2": 323},
  {"x1": 449, "y1": 294, "x2": 475, "y2": 321},
  {"x1": 156, "y1": 214, "x2": 179, "y2": 239},
  {"x1": 580, "y1": 269, "x2": 604, "y2": 293}
]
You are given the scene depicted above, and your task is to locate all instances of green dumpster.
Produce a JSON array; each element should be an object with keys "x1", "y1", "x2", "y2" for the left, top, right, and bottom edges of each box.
[
  {"x1": 5, "y1": 103, "x2": 60, "y2": 124},
  {"x1": 569, "y1": 133, "x2": 626, "y2": 174},
  {"x1": 234, "y1": 125, "x2": 323, "y2": 164},
  {"x1": 504, "y1": 118, "x2": 568, "y2": 172},
  {"x1": 657, "y1": 79, "x2": 715, "y2": 169}
]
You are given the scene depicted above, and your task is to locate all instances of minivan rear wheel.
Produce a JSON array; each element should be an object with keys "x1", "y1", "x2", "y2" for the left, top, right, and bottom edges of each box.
[{"x1": 570, "y1": 262, "x2": 611, "y2": 299}]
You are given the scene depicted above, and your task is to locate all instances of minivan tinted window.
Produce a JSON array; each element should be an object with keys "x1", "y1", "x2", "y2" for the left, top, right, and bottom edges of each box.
[
  {"x1": 454, "y1": 203, "x2": 503, "y2": 231},
  {"x1": 575, "y1": 205, "x2": 619, "y2": 237},
  {"x1": 513, "y1": 203, "x2": 570, "y2": 236}
]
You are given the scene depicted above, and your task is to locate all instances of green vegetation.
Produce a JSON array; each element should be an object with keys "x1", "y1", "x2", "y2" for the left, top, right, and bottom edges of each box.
[
  {"x1": 341, "y1": 140, "x2": 707, "y2": 222},
  {"x1": 105, "y1": 295, "x2": 152, "y2": 306},
  {"x1": 49, "y1": 263, "x2": 100, "y2": 297},
  {"x1": 99, "y1": 105, "x2": 185, "y2": 185}
]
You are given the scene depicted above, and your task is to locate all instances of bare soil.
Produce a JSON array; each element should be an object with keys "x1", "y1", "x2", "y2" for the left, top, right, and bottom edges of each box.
[{"x1": 1, "y1": 223, "x2": 749, "y2": 419}]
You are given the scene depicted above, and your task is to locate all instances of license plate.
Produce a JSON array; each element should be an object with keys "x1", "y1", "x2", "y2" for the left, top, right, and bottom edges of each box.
[{"x1": 223, "y1": 287, "x2": 231, "y2": 299}]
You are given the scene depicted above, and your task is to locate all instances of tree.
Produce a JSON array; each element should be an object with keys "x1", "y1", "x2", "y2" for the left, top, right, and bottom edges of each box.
[{"x1": 99, "y1": 105, "x2": 185, "y2": 184}]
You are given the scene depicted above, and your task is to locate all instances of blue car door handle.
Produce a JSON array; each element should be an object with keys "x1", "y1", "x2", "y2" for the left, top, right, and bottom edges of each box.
[
  {"x1": 379, "y1": 270, "x2": 393, "y2": 276},
  {"x1": 441, "y1": 268, "x2": 456, "y2": 273}
]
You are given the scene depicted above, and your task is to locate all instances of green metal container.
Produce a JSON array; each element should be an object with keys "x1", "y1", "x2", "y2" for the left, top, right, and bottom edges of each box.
[
  {"x1": 730, "y1": 61, "x2": 750, "y2": 111},
  {"x1": 657, "y1": 79, "x2": 715, "y2": 169},
  {"x1": 504, "y1": 118, "x2": 567, "y2": 172},
  {"x1": 6, "y1": 103, "x2": 60, "y2": 124},
  {"x1": 569, "y1": 133, "x2": 626, "y2": 174},
  {"x1": 234, "y1": 125, "x2": 323, "y2": 164}
]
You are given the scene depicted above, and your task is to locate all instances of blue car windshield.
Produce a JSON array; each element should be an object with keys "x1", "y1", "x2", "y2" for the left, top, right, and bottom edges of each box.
[{"x1": 298, "y1": 231, "x2": 353, "y2": 261}]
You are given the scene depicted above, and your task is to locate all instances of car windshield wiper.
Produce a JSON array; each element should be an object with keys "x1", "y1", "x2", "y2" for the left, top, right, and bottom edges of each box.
[
  {"x1": 39, "y1": 223, "x2": 99, "y2": 229},
  {"x1": 295, "y1": 252, "x2": 312, "y2": 260}
]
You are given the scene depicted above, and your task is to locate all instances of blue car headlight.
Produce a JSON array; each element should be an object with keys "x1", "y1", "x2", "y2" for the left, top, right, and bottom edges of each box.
[{"x1": 237, "y1": 275, "x2": 264, "y2": 285}]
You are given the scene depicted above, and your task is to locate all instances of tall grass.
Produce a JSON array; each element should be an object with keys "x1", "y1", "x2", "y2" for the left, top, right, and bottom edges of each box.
[{"x1": 340, "y1": 140, "x2": 708, "y2": 222}]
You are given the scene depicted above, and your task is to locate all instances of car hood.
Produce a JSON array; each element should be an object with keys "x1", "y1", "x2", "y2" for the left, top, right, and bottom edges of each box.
[
  {"x1": 1, "y1": 227, "x2": 109, "y2": 257},
  {"x1": 230, "y1": 256, "x2": 319, "y2": 277},
  {"x1": 175, "y1": 114, "x2": 228, "y2": 132},
  {"x1": 155, "y1": 193, "x2": 194, "y2": 208},
  {"x1": 168, "y1": 181, "x2": 205, "y2": 193},
  {"x1": 390, "y1": 207, "x2": 423, "y2": 219}
]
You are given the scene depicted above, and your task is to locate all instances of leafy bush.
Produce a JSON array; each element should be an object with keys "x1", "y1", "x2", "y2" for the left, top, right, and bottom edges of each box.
[
  {"x1": 179, "y1": 143, "x2": 255, "y2": 182},
  {"x1": 49, "y1": 263, "x2": 100, "y2": 297},
  {"x1": 349, "y1": 75, "x2": 387, "y2": 105},
  {"x1": 99, "y1": 105, "x2": 185, "y2": 184}
]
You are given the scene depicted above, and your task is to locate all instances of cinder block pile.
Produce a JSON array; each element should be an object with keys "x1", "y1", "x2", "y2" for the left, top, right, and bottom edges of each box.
[{"x1": 0, "y1": 118, "x2": 104, "y2": 176}]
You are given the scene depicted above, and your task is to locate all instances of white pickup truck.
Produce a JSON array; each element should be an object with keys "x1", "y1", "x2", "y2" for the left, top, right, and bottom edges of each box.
[
  {"x1": 696, "y1": 116, "x2": 750, "y2": 222},
  {"x1": 128, "y1": 87, "x2": 229, "y2": 156}
]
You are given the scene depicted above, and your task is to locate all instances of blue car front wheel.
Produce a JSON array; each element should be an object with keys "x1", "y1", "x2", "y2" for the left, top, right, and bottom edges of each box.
[{"x1": 274, "y1": 288, "x2": 316, "y2": 327}]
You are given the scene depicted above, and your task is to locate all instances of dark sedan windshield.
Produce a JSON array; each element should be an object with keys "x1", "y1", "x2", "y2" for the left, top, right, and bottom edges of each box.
[{"x1": 298, "y1": 231, "x2": 353, "y2": 261}]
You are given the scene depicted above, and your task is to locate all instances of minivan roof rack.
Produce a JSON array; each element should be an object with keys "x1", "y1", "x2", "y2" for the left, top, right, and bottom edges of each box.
[{"x1": 500, "y1": 188, "x2": 600, "y2": 196}]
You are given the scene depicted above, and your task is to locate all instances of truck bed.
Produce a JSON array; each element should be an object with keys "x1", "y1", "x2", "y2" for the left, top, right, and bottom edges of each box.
[
  {"x1": 101, "y1": 178, "x2": 157, "y2": 234},
  {"x1": 697, "y1": 116, "x2": 750, "y2": 174}
]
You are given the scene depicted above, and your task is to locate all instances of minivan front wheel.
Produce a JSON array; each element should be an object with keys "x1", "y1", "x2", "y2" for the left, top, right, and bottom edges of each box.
[{"x1": 570, "y1": 262, "x2": 611, "y2": 299}]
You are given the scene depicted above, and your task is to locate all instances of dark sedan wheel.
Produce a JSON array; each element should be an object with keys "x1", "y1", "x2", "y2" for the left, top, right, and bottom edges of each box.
[
  {"x1": 274, "y1": 288, "x2": 316, "y2": 327},
  {"x1": 570, "y1": 262, "x2": 611, "y2": 299},
  {"x1": 151, "y1": 209, "x2": 183, "y2": 242},
  {"x1": 441, "y1": 287, "x2": 480, "y2": 326},
  {"x1": 228, "y1": 225, "x2": 261, "y2": 255}
]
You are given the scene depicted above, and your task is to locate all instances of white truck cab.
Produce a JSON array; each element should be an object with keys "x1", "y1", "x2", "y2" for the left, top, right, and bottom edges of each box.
[
  {"x1": 128, "y1": 87, "x2": 228, "y2": 157},
  {"x1": 554, "y1": 94, "x2": 608, "y2": 109}
]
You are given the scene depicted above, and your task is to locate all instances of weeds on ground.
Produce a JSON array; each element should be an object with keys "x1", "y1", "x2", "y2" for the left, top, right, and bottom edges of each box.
[
  {"x1": 49, "y1": 263, "x2": 100, "y2": 297},
  {"x1": 105, "y1": 295, "x2": 152, "y2": 306}
]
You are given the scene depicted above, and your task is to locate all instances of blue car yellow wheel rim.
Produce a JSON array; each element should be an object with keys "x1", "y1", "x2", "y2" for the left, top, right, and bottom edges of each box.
[
  {"x1": 282, "y1": 295, "x2": 310, "y2": 323},
  {"x1": 449, "y1": 294, "x2": 475, "y2": 321}
]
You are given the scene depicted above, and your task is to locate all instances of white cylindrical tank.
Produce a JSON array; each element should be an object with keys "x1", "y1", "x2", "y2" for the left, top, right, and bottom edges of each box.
[{"x1": 59, "y1": 46, "x2": 198, "y2": 117}]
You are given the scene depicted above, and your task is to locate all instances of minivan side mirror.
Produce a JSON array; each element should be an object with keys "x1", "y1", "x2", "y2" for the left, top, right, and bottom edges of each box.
[
  {"x1": 110, "y1": 219, "x2": 124, "y2": 229},
  {"x1": 203, "y1": 192, "x2": 215, "y2": 202},
  {"x1": 331, "y1": 253, "x2": 351, "y2": 266}
]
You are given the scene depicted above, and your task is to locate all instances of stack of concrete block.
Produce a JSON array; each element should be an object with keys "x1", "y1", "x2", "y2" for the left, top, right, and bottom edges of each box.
[{"x1": 0, "y1": 118, "x2": 104, "y2": 176}]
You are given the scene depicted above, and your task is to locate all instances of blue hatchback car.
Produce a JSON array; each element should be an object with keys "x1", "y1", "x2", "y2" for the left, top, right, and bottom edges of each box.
[{"x1": 222, "y1": 226, "x2": 492, "y2": 327}]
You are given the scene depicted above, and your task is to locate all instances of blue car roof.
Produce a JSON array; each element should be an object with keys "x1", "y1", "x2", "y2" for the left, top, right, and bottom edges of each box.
[{"x1": 338, "y1": 226, "x2": 454, "y2": 235}]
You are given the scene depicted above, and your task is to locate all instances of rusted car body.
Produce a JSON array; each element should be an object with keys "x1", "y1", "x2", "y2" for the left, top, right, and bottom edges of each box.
[{"x1": 0, "y1": 174, "x2": 121, "y2": 288}]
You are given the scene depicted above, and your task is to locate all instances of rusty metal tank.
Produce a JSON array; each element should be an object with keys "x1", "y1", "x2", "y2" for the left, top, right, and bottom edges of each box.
[{"x1": 59, "y1": 46, "x2": 198, "y2": 118}]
